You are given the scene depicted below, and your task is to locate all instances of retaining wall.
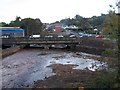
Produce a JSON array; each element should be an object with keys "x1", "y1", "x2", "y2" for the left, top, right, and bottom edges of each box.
[{"x1": 2, "y1": 45, "x2": 24, "y2": 58}]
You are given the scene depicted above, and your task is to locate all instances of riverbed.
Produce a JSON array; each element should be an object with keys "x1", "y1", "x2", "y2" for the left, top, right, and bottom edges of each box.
[{"x1": 1, "y1": 48, "x2": 107, "y2": 88}]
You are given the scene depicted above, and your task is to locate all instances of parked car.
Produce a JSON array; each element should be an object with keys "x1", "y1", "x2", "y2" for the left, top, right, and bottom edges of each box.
[
  {"x1": 95, "y1": 35, "x2": 105, "y2": 38},
  {"x1": 30, "y1": 35, "x2": 40, "y2": 38},
  {"x1": 69, "y1": 35, "x2": 75, "y2": 37},
  {"x1": 58, "y1": 35, "x2": 64, "y2": 38},
  {"x1": 79, "y1": 33, "x2": 91, "y2": 37},
  {"x1": 45, "y1": 35, "x2": 53, "y2": 38}
]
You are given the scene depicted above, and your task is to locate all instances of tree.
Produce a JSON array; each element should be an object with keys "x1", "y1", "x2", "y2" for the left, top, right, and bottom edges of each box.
[
  {"x1": 21, "y1": 18, "x2": 43, "y2": 37},
  {"x1": 9, "y1": 16, "x2": 22, "y2": 27},
  {"x1": 102, "y1": 10, "x2": 118, "y2": 39},
  {"x1": 74, "y1": 15, "x2": 83, "y2": 20},
  {"x1": 0, "y1": 22, "x2": 9, "y2": 27},
  {"x1": 34, "y1": 18, "x2": 43, "y2": 33}
]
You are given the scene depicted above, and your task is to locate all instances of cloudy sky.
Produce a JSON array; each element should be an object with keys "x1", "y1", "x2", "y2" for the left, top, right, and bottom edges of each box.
[{"x1": 0, "y1": 0, "x2": 118, "y2": 23}]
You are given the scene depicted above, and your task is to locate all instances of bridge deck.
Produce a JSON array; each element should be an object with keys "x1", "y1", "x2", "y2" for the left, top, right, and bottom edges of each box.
[{"x1": 2, "y1": 37, "x2": 81, "y2": 45}]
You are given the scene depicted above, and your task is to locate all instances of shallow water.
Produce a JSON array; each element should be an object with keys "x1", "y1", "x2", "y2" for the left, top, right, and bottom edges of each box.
[
  {"x1": 47, "y1": 52, "x2": 106, "y2": 71},
  {"x1": 1, "y1": 48, "x2": 107, "y2": 88}
]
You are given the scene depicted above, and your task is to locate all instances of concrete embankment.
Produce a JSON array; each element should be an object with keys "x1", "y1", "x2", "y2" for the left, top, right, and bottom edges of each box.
[{"x1": 1, "y1": 45, "x2": 24, "y2": 58}]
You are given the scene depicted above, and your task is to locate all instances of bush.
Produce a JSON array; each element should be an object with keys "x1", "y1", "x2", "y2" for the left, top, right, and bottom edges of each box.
[
  {"x1": 102, "y1": 49, "x2": 118, "y2": 57},
  {"x1": 93, "y1": 71, "x2": 118, "y2": 89}
]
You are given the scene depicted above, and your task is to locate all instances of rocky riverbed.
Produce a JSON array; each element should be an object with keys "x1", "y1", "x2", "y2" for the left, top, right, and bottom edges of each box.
[{"x1": 1, "y1": 48, "x2": 108, "y2": 88}]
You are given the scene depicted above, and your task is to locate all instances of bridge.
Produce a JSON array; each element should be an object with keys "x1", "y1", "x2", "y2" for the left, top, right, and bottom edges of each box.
[
  {"x1": 2, "y1": 37, "x2": 81, "y2": 44},
  {"x1": 2, "y1": 37, "x2": 112, "y2": 54},
  {"x1": 2, "y1": 37, "x2": 82, "y2": 49}
]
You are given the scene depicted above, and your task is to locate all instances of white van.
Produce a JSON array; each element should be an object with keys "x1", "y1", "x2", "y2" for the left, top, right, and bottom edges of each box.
[{"x1": 30, "y1": 35, "x2": 40, "y2": 38}]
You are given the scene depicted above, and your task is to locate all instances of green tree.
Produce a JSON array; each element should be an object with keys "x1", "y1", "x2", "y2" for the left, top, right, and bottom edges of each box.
[
  {"x1": 102, "y1": 11, "x2": 118, "y2": 39},
  {"x1": 9, "y1": 16, "x2": 22, "y2": 27},
  {"x1": 21, "y1": 18, "x2": 43, "y2": 37},
  {"x1": 89, "y1": 14, "x2": 106, "y2": 28},
  {"x1": 0, "y1": 22, "x2": 9, "y2": 27},
  {"x1": 74, "y1": 15, "x2": 83, "y2": 20},
  {"x1": 60, "y1": 14, "x2": 106, "y2": 33}
]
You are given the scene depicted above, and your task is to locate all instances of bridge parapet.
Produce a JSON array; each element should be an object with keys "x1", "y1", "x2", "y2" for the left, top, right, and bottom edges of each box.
[{"x1": 2, "y1": 37, "x2": 81, "y2": 45}]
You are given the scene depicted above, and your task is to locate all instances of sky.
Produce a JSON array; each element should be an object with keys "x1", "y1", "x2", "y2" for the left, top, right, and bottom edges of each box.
[{"x1": 0, "y1": 0, "x2": 118, "y2": 23}]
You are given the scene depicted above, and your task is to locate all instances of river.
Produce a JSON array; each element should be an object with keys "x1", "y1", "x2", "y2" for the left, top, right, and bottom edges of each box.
[{"x1": 1, "y1": 48, "x2": 107, "y2": 88}]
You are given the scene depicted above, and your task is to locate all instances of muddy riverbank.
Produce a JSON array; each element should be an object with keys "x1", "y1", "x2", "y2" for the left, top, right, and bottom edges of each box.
[
  {"x1": 1, "y1": 48, "x2": 110, "y2": 88},
  {"x1": 2, "y1": 45, "x2": 24, "y2": 58},
  {"x1": 33, "y1": 64, "x2": 98, "y2": 88}
]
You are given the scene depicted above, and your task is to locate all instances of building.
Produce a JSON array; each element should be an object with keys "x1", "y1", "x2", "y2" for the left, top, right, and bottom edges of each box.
[
  {"x1": 44, "y1": 22, "x2": 62, "y2": 33},
  {"x1": 0, "y1": 27, "x2": 25, "y2": 38},
  {"x1": 54, "y1": 23, "x2": 62, "y2": 32}
]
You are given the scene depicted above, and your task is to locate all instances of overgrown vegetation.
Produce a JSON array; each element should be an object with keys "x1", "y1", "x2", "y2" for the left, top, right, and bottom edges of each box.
[
  {"x1": 93, "y1": 44, "x2": 119, "y2": 89},
  {"x1": 102, "y1": 49, "x2": 118, "y2": 58},
  {"x1": 102, "y1": 11, "x2": 118, "y2": 39},
  {"x1": 92, "y1": 3, "x2": 119, "y2": 88},
  {"x1": 93, "y1": 70, "x2": 118, "y2": 89}
]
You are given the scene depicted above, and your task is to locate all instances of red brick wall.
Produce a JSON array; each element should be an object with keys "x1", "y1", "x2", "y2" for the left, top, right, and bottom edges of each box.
[{"x1": 54, "y1": 23, "x2": 62, "y2": 32}]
